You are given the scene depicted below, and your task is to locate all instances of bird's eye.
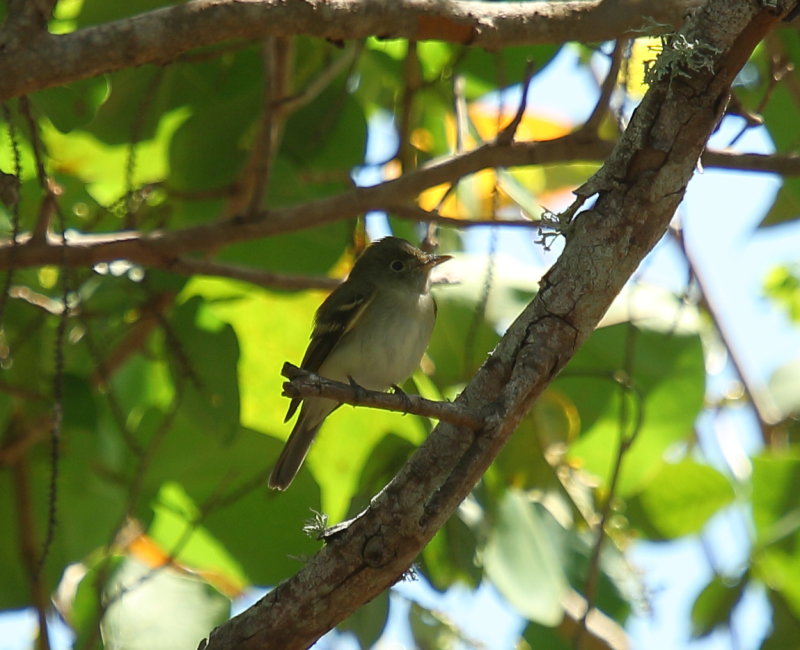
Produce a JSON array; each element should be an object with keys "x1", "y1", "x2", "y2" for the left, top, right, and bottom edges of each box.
[{"x1": 390, "y1": 260, "x2": 405, "y2": 272}]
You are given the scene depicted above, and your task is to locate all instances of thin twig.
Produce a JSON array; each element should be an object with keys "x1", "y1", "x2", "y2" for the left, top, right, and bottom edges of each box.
[
  {"x1": 496, "y1": 60, "x2": 536, "y2": 145},
  {"x1": 391, "y1": 203, "x2": 544, "y2": 229},
  {"x1": 581, "y1": 39, "x2": 627, "y2": 135},
  {"x1": 124, "y1": 68, "x2": 164, "y2": 229},
  {"x1": 11, "y1": 424, "x2": 52, "y2": 650},
  {"x1": 273, "y1": 42, "x2": 362, "y2": 115},
  {"x1": 0, "y1": 103, "x2": 22, "y2": 330},
  {"x1": 574, "y1": 328, "x2": 643, "y2": 650},
  {"x1": 398, "y1": 40, "x2": 422, "y2": 173},
  {"x1": 167, "y1": 257, "x2": 340, "y2": 290},
  {"x1": 670, "y1": 226, "x2": 782, "y2": 439},
  {"x1": 281, "y1": 363, "x2": 484, "y2": 430}
]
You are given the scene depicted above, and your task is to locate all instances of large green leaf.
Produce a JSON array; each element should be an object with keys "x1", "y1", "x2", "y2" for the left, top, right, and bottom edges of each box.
[
  {"x1": 168, "y1": 295, "x2": 240, "y2": 440},
  {"x1": 30, "y1": 76, "x2": 110, "y2": 133},
  {"x1": 631, "y1": 459, "x2": 735, "y2": 540},
  {"x1": 751, "y1": 449, "x2": 800, "y2": 619},
  {"x1": 563, "y1": 325, "x2": 706, "y2": 496},
  {"x1": 215, "y1": 221, "x2": 353, "y2": 276},
  {"x1": 751, "y1": 448, "x2": 800, "y2": 545},
  {"x1": 690, "y1": 575, "x2": 747, "y2": 639},
  {"x1": 483, "y1": 490, "x2": 568, "y2": 625},
  {"x1": 459, "y1": 44, "x2": 561, "y2": 99},
  {"x1": 758, "y1": 179, "x2": 800, "y2": 228},
  {"x1": 420, "y1": 510, "x2": 482, "y2": 591},
  {"x1": 135, "y1": 406, "x2": 322, "y2": 586},
  {"x1": 169, "y1": 95, "x2": 258, "y2": 194},
  {"x1": 762, "y1": 589, "x2": 800, "y2": 650},
  {"x1": 281, "y1": 82, "x2": 367, "y2": 172},
  {"x1": 338, "y1": 589, "x2": 390, "y2": 649}
]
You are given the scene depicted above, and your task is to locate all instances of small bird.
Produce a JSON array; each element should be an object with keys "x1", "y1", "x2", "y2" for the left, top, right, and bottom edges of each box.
[{"x1": 268, "y1": 236, "x2": 451, "y2": 490}]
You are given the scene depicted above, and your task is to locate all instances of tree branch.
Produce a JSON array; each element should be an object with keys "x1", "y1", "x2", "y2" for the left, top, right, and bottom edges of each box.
[
  {"x1": 202, "y1": 1, "x2": 791, "y2": 647},
  {"x1": 280, "y1": 363, "x2": 484, "y2": 429},
  {"x1": 1, "y1": 136, "x2": 796, "y2": 273},
  {"x1": 0, "y1": 0, "x2": 704, "y2": 101}
]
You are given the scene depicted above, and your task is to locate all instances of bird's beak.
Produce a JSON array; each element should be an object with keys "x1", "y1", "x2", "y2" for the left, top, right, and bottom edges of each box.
[{"x1": 422, "y1": 253, "x2": 452, "y2": 269}]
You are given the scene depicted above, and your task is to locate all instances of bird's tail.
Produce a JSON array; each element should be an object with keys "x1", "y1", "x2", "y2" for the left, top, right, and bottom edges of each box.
[{"x1": 268, "y1": 398, "x2": 335, "y2": 490}]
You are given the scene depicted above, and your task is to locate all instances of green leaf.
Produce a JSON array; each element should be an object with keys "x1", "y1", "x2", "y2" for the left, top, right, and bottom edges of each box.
[
  {"x1": 755, "y1": 547, "x2": 800, "y2": 619},
  {"x1": 169, "y1": 295, "x2": 241, "y2": 439},
  {"x1": 762, "y1": 589, "x2": 800, "y2": 650},
  {"x1": 346, "y1": 433, "x2": 416, "y2": 518},
  {"x1": 0, "y1": 472, "x2": 33, "y2": 609},
  {"x1": 149, "y1": 482, "x2": 248, "y2": 591},
  {"x1": 409, "y1": 601, "x2": 464, "y2": 650},
  {"x1": 30, "y1": 76, "x2": 109, "y2": 132},
  {"x1": 63, "y1": 373, "x2": 97, "y2": 431},
  {"x1": 758, "y1": 179, "x2": 800, "y2": 228},
  {"x1": 338, "y1": 590, "x2": 390, "y2": 649},
  {"x1": 139, "y1": 408, "x2": 323, "y2": 586},
  {"x1": 690, "y1": 575, "x2": 746, "y2": 638},
  {"x1": 751, "y1": 448, "x2": 800, "y2": 546},
  {"x1": 0, "y1": 420, "x2": 128, "y2": 608},
  {"x1": 459, "y1": 45, "x2": 561, "y2": 99},
  {"x1": 83, "y1": 66, "x2": 167, "y2": 145},
  {"x1": 426, "y1": 292, "x2": 502, "y2": 386},
  {"x1": 633, "y1": 459, "x2": 734, "y2": 540},
  {"x1": 216, "y1": 221, "x2": 352, "y2": 276},
  {"x1": 169, "y1": 94, "x2": 258, "y2": 194},
  {"x1": 492, "y1": 392, "x2": 575, "y2": 491},
  {"x1": 521, "y1": 620, "x2": 570, "y2": 650},
  {"x1": 421, "y1": 512, "x2": 482, "y2": 591},
  {"x1": 564, "y1": 325, "x2": 706, "y2": 496},
  {"x1": 484, "y1": 490, "x2": 568, "y2": 625},
  {"x1": 281, "y1": 81, "x2": 367, "y2": 172},
  {"x1": 764, "y1": 264, "x2": 800, "y2": 323},
  {"x1": 356, "y1": 48, "x2": 404, "y2": 115}
]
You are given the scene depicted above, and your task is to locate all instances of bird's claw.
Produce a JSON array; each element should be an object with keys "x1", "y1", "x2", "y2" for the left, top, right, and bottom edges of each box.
[{"x1": 391, "y1": 384, "x2": 412, "y2": 415}]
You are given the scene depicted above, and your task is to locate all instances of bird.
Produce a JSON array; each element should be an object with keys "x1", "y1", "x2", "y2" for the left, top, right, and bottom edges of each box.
[{"x1": 268, "y1": 236, "x2": 451, "y2": 490}]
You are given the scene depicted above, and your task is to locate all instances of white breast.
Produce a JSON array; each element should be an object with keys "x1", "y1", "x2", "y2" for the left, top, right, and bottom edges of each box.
[{"x1": 319, "y1": 289, "x2": 436, "y2": 390}]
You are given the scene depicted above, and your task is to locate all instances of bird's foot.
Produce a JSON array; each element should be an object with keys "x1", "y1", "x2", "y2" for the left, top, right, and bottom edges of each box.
[
  {"x1": 347, "y1": 375, "x2": 369, "y2": 403},
  {"x1": 391, "y1": 384, "x2": 413, "y2": 415}
]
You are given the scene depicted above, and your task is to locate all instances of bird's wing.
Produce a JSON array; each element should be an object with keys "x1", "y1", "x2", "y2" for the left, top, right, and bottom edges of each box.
[{"x1": 284, "y1": 281, "x2": 374, "y2": 423}]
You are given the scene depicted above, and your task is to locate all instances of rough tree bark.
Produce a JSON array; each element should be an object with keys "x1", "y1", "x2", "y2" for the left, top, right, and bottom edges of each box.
[
  {"x1": 196, "y1": 0, "x2": 795, "y2": 648},
  {"x1": 0, "y1": 0, "x2": 703, "y2": 101}
]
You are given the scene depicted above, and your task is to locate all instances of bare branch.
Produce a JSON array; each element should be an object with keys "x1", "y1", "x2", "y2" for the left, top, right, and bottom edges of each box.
[
  {"x1": 281, "y1": 363, "x2": 484, "y2": 430},
  {"x1": 0, "y1": 0, "x2": 703, "y2": 101},
  {"x1": 581, "y1": 39, "x2": 627, "y2": 135},
  {"x1": 2, "y1": 135, "x2": 795, "y2": 273},
  {"x1": 166, "y1": 257, "x2": 340, "y2": 290}
]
